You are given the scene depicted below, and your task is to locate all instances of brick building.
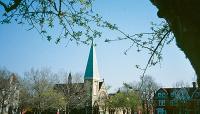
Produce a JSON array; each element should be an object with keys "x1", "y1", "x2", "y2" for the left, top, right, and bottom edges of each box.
[{"x1": 153, "y1": 82, "x2": 200, "y2": 114}]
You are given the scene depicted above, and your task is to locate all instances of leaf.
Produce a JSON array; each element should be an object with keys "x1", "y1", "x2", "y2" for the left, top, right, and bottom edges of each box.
[
  {"x1": 47, "y1": 36, "x2": 52, "y2": 41},
  {"x1": 80, "y1": 0, "x2": 85, "y2": 3}
]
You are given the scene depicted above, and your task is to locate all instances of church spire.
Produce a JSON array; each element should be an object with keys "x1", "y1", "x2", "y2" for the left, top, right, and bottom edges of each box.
[{"x1": 84, "y1": 41, "x2": 100, "y2": 80}]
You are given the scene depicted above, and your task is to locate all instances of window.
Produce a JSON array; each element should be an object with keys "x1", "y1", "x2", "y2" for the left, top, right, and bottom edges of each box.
[
  {"x1": 162, "y1": 93, "x2": 165, "y2": 97},
  {"x1": 158, "y1": 111, "x2": 166, "y2": 114},
  {"x1": 159, "y1": 100, "x2": 162, "y2": 106},
  {"x1": 158, "y1": 93, "x2": 161, "y2": 97},
  {"x1": 162, "y1": 100, "x2": 165, "y2": 106},
  {"x1": 158, "y1": 92, "x2": 166, "y2": 98},
  {"x1": 159, "y1": 100, "x2": 165, "y2": 106},
  {"x1": 171, "y1": 91, "x2": 176, "y2": 97},
  {"x1": 170, "y1": 100, "x2": 174, "y2": 106},
  {"x1": 157, "y1": 108, "x2": 166, "y2": 114}
]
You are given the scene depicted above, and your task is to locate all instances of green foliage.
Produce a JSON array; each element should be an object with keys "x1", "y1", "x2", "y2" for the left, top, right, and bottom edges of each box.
[
  {"x1": 120, "y1": 75, "x2": 160, "y2": 113},
  {"x1": 106, "y1": 91, "x2": 141, "y2": 110},
  {"x1": 37, "y1": 89, "x2": 65, "y2": 110}
]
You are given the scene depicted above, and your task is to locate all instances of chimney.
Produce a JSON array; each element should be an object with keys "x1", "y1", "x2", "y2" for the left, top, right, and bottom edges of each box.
[{"x1": 192, "y1": 82, "x2": 196, "y2": 89}]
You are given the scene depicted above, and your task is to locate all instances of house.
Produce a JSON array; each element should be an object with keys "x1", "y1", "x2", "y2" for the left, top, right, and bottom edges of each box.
[{"x1": 153, "y1": 82, "x2": 200, "y2": 114}]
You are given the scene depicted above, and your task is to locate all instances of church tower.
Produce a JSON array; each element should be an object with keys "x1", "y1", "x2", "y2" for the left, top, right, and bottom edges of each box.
[{"x1": 84, "y1": 42, "x2": 100, "y2": 111}]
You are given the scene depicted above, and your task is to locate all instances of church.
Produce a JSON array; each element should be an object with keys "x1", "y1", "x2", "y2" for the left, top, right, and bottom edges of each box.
[
  {"x1": 56, "y1": 42, "x2": 108, "y2": 114},
  {"x1": 56, "y1": 42, "x2": 142, "y2": 114},
  {"x1": 83, "y1": 42, "x2": 108, "y2": 114}
]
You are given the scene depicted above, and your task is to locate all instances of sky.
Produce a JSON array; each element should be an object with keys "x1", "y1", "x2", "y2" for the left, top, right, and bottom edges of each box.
[{"x1": 0, "y1": 0, "x2": 196, "y2": 92}]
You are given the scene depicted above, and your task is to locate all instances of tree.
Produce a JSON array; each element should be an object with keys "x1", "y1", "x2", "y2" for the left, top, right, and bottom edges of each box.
[
  {"x1": 54, "y1": 72, "x2": 86, "y2": 114},
  {"x1": 18, "y1": 79, "x2": 33, "y2": 113},
  {"x1": 126, "y1": 75, "x2": 159, "y2": 114},
  {"x1": 2, "y1": 0, "x2": 200, "y2": 90},
  {"x1": 0, "y1": 0, "x2": 116, "y2": 45},
  {"x1": 0, "y1": 0, "x2": 171, "y2": 79},
  {"x1": 0, "y1": 68, "x2": 19, "y2": 114},
  {"x1": 173, "y1": 81, "x2": 190, "y2": 88},
  {"x1": 20, "y1": 68, "x2": 66, "y2": 114},
  {"x1": 106, "y1": 85, "x2": 141, "y2": 114},
  {"x1": 139, "y1": 76, "x2": 159, "y2": 114},
  {"x1": 149, "y1": 0, "x2": 200, "y2": 87}
]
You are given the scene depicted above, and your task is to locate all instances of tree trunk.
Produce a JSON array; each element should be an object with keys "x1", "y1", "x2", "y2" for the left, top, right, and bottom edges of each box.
[
  {"x1": 150, "y1": 0, "x2": 200, "y2": 87},
  {"x1": 175, "y1": 29, "x2": 200, "y2": 87},
  {"x1": 146, "y1": 105, "x2": 149, "y2": 114},
  {"x1": 1, "y1": 102, "x2": 5, "y2": 114},
  {"x1": 1, "y1": 106, "x2": 4, "y2": 114}
]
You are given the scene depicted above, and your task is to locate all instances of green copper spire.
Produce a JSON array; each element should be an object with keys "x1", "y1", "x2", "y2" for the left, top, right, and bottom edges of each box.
[{"x1": 84, "y1": 41, "x2": 100, "y2": 80}]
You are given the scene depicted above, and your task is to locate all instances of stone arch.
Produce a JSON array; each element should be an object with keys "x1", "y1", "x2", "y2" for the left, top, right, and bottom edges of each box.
[
  {"x1": 98, "y1": 91, "x2": 108, "y2": 114},
  {"x1": 98, "y1": 91, "x2": 108, "y2": 104}
]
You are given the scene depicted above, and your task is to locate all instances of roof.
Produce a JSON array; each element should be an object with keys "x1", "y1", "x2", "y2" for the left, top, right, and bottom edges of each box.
[
  {"x1": 55, "y1": 83, "x2": 84, "y2": 88},
  {"x1": 54, "y1": 83, "x2": 85, "y2": 93},
  {"x1": 192, "y1": 89, "x2": 200, "y2": 99},
  {"x1": 155, "y1": 87, "x2": 199, "y2": 100},
  {"x1": 84, "y1": 43, "x2": 100, "y2": 80}
]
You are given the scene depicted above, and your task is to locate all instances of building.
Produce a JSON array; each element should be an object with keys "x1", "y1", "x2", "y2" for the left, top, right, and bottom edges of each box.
[
  {"x1": 55, "y1": 42, "x2": 108, "y2": 114},
  {"x1": 153, "y1": 82, "x2": 200, "y2": 114},
  {"x1": 56, "y1": 42, "x2": 143, "y2": 114},
  {"x1": 84, "y1": 42, "x2": 108, "y2": 114}
]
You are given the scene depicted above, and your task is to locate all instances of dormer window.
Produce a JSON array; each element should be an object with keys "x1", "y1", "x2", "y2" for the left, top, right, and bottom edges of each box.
[
  {"x1": 162, "y1": 93, "x2": 165, "y2": 97},
  {"x1": 158, "y1": 92, "x2": 166, "y2": 98},
  {"x1": 171, "y1": 92, "x2": 174, "y2": 97}
]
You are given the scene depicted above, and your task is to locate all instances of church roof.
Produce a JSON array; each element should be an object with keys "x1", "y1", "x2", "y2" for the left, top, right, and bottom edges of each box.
[{"x1": 84, "y1": 43, "x2": 100, "y2": 80}]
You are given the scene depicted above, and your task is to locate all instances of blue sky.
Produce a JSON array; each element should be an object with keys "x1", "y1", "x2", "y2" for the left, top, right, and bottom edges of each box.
[{"x1": 0, "y1": 0, "x2": 195, "y2": 92}]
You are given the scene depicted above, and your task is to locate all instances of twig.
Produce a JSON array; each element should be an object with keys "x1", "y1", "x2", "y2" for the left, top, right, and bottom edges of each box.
[{"x1": 139, "y1": 29, "x2": 171, "y2": 89}]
